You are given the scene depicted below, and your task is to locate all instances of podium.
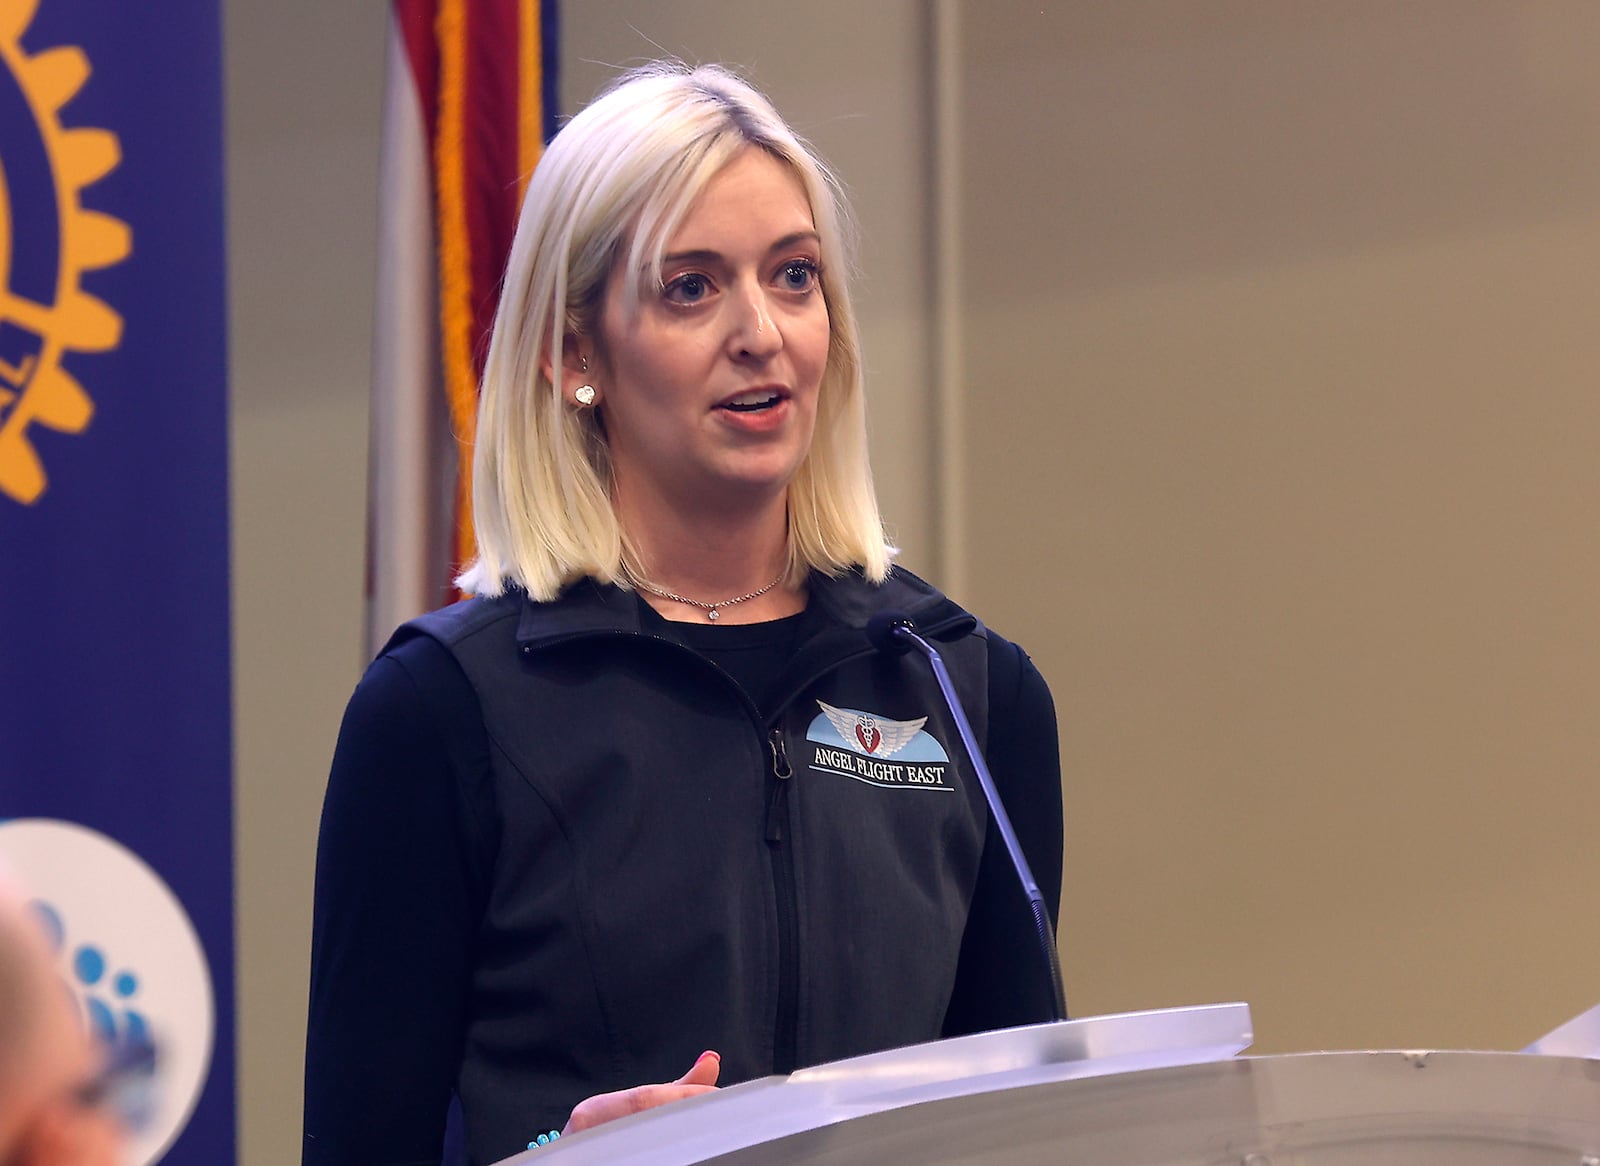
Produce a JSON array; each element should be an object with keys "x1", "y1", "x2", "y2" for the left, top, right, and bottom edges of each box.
[{"x1": 496, "y1": 1002, "x2": 1600, "y2": 1164}]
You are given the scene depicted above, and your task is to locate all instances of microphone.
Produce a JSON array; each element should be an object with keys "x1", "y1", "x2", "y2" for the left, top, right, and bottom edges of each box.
[{"x1": 865, "y1": 611, "x2": 1068, "y2": 1023}]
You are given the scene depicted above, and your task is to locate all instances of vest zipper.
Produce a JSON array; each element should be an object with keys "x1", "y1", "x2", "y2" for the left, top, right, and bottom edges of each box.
[
  {"x1": 524, "y1": 620, "x2": 966, "y2": 1076},
  {"x1": 764, "y1": 727, "x2": 799, "y2": 1074},
  {"x1": 764, "y1": 729, "x2": 794, "y2": 842}
]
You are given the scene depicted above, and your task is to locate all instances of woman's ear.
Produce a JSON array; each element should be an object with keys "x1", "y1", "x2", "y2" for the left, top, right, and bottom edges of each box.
[{"x1": 545, "y1": 336, "x2": 597, "y2": 407}]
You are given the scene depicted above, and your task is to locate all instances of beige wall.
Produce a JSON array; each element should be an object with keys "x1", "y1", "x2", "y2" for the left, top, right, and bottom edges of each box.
[
  {"x1": 228, "y1": 4, "x2": 1600, "y2": 1163},
  {"x1": 226, "y1": 5, "x2": 382, "y2": 1164},
  {"x1": 956, "y1": 2, "x2": 1600, "y2": 1053}
]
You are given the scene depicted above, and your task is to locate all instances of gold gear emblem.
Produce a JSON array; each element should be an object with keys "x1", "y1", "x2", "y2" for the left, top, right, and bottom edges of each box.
[{"x1": 0, "y1": 0, "x2": 130, "y2": 504}]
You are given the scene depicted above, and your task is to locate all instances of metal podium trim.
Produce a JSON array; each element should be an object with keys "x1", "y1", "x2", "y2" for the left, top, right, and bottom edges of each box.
[
  {"x1": 496, "y1": 1002, "x2": 1253, "y2": 1165},
  {"x1": 1522, "y1": 1000, "x2": 1600, "y2": 1058}
]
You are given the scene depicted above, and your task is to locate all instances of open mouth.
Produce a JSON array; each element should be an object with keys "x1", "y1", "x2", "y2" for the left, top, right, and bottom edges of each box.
[{"x1": 718, "y1": 391, "x2": 786, "y2": 413}]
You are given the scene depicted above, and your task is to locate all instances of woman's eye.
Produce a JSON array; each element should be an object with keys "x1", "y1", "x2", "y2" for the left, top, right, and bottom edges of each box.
[
  {"x1": 664, "y1": 273, "x2": 711, "y2": 304},
  {"x1": 779, "y1": 260, "x2": 819, "y2": 292}
]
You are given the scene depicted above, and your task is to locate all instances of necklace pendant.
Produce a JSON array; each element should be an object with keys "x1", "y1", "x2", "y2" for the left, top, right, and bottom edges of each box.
[{"x1": 707, "y1": 608, "x2": 720, "y2": 621}]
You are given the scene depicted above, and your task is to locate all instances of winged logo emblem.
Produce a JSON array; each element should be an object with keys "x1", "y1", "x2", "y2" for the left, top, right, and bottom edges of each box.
[{"x1": 817, "y1": 700, "x2": 927, "y2": 759}]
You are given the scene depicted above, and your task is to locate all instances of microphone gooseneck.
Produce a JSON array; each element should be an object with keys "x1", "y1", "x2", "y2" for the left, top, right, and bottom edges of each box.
[
  {"x1": 864, "y1": 611, "x2": 916, "y2": 656},
  {"x1": 869, "y1": 611, "x2": 1069, "y2": 1024}
]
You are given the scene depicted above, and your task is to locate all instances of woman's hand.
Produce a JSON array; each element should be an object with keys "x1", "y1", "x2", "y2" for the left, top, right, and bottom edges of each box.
[{"x1": 561, "y1": 1050, "x2": 722, "y2": 1135}]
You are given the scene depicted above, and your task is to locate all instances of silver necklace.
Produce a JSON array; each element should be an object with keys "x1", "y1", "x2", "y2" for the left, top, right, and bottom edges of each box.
[{"x1": 623, "y1": 565, "x2": 788, "y2": 622}]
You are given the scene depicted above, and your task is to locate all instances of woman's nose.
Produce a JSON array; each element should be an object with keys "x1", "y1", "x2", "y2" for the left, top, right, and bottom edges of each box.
[{"x1": 731, "y1": 286, "x2": 782, "y2": 360}]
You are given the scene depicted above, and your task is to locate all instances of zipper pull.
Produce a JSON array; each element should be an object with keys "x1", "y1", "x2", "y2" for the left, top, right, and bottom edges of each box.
[
  {"x1": 768, "y1": 729, "x2": 793, "y2": 780},
  {"x1": 765, "y1": 729, "x2": 793, "y2": 844}
]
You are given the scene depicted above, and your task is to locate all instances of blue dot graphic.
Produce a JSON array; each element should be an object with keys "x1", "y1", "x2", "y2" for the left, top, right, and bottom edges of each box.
[
  {"x1": 124, "y1": 1010, "x2": 150, "y2": 1046},
  {"x1": 74, "y1": 945, "x2": 105, "y2": 986},
  {"x1": 18, "y1": 891, "x2": 161, "y2": 1060},
  {"x1": 28, "y1": 901, "x2": 64, "y2": 952},
  {"x1": 86, "y1": 997, "x2": 117, "y2": 1044}
]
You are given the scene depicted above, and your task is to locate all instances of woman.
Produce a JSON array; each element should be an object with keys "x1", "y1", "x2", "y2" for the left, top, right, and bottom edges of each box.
[{"x1": 305, "y1": 63, "x2": 1062, "y2": 1166}]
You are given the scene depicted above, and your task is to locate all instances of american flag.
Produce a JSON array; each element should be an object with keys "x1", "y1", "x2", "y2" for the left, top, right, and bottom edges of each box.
[{"x1": 367, "y1": 0, "x2": 557, "y2": 653}]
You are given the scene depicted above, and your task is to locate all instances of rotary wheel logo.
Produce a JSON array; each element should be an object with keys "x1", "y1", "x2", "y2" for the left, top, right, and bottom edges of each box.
[{"x1": 0, "y1": 0, "x2": 129, "y2": 504}]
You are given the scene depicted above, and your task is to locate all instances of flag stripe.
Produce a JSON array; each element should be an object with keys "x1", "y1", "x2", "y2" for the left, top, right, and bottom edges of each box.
[
  {"x1": 517, "y1": 0, "x2": 543, "y2": 205},
  {"x1": 367, "y1": 7, "x2": 448, "y2": 649},
  {"x1": 396, "y1": 0, "x2": 438, "y2": 144},
  {"x1": 461, "y1": 0, "x2": 522, "y2": 371},
  {"x1": 431, "y1": 0, "x2": 480, "y2": 577},
  {"x1": 370, "y1": 0, "x2": 554, "y2": 636},
  {"x1": 540, "y1": 0, "x2": 561, "y2": 141}
]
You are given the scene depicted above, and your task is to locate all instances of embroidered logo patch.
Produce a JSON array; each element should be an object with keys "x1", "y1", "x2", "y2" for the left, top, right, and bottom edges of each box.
[{"x1": 806, "y1": 700, "x2": 953, "y2": 790}]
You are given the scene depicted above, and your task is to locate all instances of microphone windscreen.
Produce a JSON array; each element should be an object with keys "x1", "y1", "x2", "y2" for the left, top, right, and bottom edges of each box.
[{"x1": 865, "y1": 611, "x2": 916, "y2": 655}]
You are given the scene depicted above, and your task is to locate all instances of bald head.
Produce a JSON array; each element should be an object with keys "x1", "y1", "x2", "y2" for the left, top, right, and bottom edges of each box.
[
  {"x1": 0, "y1": 876, "x2": 52, "y2": 1148},
  {"x1": 0, "y1": 876, "x2": 47, "y2": 1062},
  {"x1": 0, "y1": 875, "x2": 125, "y2": 1165}
]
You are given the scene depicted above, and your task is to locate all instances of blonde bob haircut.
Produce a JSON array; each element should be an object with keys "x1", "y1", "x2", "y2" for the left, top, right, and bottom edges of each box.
[{"x1": 457, "y1": 62, "x2": 892, "y2": 601}]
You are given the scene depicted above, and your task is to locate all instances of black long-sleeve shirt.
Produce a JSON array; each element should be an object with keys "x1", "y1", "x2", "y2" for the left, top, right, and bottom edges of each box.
[{"x1": 304, "y1": 572, "x2": 1063, "y2": 1166}]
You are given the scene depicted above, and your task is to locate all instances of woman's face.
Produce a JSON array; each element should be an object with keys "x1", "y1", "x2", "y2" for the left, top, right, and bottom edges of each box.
[{"x1": 583, "y1": 148, "x2": 830, "y2": 521}]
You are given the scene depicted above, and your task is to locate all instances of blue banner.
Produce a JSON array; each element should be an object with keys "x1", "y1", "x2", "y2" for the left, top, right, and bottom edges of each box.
[{"x1": 0, "y1": 1, "x2": 233, "y2": 1162}]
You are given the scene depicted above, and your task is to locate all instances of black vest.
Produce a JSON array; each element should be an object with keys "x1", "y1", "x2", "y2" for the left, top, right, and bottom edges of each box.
[{"x1": 396, "y1": 567, "x2": 992, "y2": 1164}]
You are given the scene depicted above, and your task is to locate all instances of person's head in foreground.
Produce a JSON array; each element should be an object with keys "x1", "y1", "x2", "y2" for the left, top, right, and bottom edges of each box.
[
  {"x1": 0, "y1": 876, "x2": 125, "y2": 1166},
  {"x1": 458, "y1": 60, "x2": 892, "y2": 603}
]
